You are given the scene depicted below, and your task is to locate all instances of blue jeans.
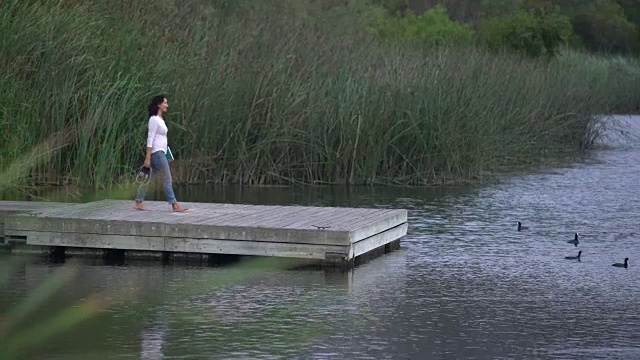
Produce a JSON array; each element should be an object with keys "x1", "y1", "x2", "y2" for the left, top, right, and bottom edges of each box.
[{"x1": 135, "y1": 151, "x2": 177, "y2": 204}]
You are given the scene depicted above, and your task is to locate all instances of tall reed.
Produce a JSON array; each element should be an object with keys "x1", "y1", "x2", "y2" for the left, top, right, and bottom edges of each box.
[{"x1": 1, "y1": 0, "x2": 639, "y2": 189}]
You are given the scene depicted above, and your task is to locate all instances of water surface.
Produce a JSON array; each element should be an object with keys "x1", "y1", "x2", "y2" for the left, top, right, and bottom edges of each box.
[{"x1": 2, "y1": 116, "x2": 639, "y2": 359}]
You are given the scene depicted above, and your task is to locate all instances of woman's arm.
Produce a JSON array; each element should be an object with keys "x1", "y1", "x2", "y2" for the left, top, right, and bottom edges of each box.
[
  {"x1": 144, "y1": 117, "x2": 158, "y2": 168},
  {"x1": 143, "y1": 146, "x2": 153, "y2": 168}
]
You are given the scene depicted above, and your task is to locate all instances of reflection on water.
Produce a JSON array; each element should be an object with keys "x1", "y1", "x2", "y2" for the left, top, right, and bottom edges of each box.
[
  {"x1": 140, "y1": 320, "x2": 167, "y2": 359},
  {"x1": 2, "y1": 115, "x2": 640, "y2": 359}
]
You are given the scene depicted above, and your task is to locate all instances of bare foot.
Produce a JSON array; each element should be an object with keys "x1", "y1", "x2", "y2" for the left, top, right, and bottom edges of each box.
[
  {"x1": 172, "y1": 203, "x2": 189, "y2": 213},
  {"x1": 134, "y1": 202, "x2": 150, "y2": 211}
]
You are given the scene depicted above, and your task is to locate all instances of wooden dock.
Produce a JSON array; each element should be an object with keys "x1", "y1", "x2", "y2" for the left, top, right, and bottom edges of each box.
[{"x1": 0, "y1": 200, "x2": 407, "y2": 267}]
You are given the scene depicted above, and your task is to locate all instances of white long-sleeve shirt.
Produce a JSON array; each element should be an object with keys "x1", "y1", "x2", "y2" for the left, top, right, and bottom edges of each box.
[{"x1": 146, "y1": 115, "x2": 168, "y2": 154}]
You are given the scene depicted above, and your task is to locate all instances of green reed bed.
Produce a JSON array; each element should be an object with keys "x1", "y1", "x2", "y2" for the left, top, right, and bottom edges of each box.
[{"x1": 1, "y1": 0, "x2": 639, "y2": 190}]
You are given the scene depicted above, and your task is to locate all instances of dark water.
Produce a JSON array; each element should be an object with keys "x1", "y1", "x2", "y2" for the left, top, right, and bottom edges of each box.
[{"x1": 2, "y1": 116, "x2": 640, "y2": 359}]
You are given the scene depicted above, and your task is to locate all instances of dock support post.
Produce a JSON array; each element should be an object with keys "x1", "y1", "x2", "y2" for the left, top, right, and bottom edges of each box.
[
  {"x1": 385, "y1": 239, "x2": 401, "y2": 253},
  {"x1": 48, "y1": 246, "x2": 66, "y2": 262},
  {"x1": 207, "y1": 254, "x2": 241, "y2": 267},
  {"x1": 161, "y1": 252, "x2": 173, "y2": 265},
  {"x1": 324, "y1": 253, "x2": 354, "y2": 271},
  {"x1": 103, "y1": 249, "x2": 125, "y2": 265}
]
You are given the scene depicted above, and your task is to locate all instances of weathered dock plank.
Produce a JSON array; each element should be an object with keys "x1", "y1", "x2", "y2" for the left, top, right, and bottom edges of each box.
[
  {"x1": 0, "y1": 201, "x2": 71, "y2": 242},
  {"x1": 1, "y1": 199, "x2": 408, "y2": 267},
  {"x1": 18, "y1": 231, "x2": 166, "y2": 252}
]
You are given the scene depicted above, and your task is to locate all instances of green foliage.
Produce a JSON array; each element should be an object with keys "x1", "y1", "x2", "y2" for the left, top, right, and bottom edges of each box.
[
  {"x1": 572, "y1": 0, "x2": 638, "y2": 53},
  {"x1": 480, "y1": 0, "x2": 524, "y2": 19},
  {"x1": 1, "y1": 0, "x2": 640, "y2": 189},
  {"x1": 370, "y1": 5, "x2": 473, "y2": 46},
  {"x1": 615, "y1": 0, "x2": 640, "y2": 24},
  {"x1": 481, "y1": 9, "x2": 573, "y2": 57},
  {"x1": 370, "y1": 0, "x2": 408, "y2": 15},
  {"x1": 413, "y1": 0, "x2": 640, "y2": 54}
]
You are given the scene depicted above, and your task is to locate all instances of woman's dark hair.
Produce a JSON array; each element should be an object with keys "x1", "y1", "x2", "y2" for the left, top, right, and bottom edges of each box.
[{"x1": 148, "y1": 95, "x2": 166, "y2": 117}]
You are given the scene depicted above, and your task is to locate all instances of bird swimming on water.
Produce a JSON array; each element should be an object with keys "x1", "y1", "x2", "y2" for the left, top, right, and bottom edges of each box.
[
  {"x1": 567, "y1": 233, "x2": 579, "y2": 247},
  {"x1": 565, "y1": 250, "x2": 581, "y2": 260},
  {"x1": 612, "y1": 258, "x2": 629, "y2": 268},
  {"x1": 517, "y1": 222, "x2": 528, "y2": 231}
]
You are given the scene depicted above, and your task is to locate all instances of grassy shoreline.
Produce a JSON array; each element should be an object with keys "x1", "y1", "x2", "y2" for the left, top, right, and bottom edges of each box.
[{"x1": 2, "y1": 1, "x2": 640, "y2": 192}]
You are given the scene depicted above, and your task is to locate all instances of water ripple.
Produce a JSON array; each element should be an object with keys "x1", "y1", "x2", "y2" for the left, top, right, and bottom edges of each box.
[{"x1": 3, "y1": 116, "x2": 640, "y2": 359}]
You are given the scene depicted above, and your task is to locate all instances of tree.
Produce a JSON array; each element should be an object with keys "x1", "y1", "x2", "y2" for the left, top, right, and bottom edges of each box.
[
  {"x1": 614, "y1": 0, "x2": 640, "y2": 24},
  {"x1": 370, "y1": 5, "x2": 473, "y2": 46},
  {"x1": 572, "y1": 0, "x2": 637, "y2": 53},
  {"x1": 481, "y1": 6, "x2": 573, "y2": 58}
]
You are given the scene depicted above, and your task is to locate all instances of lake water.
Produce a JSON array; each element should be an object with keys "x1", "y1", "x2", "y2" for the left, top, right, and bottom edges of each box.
[{"x1": 1, "y1": 115, "x2": 639, "y2": 359}]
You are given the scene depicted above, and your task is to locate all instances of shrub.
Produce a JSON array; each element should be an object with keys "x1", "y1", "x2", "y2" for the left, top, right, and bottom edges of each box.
[
  {"x1": 481, "y1": 9, "x2": 573, "y2": 57},
  {"x1": 572, "y1": 0, "x2": 637, "y2": 53},
  {"x1": 370, "y1": 5, "x2": 473, "y2": 46},
  {"x1": 370, "y1": 0, "x2": 409, "y2": 15},
  {"x1": 614, "y1": 0, "x2": 640, "y2": 24}
]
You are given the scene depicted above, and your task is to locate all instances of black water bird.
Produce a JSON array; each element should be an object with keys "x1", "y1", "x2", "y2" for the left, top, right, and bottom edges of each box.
[
  {"x1": 517, "y1": 222, "x2": 529, "y2": 231},
  {"x1": 612, "y1": 258, "x2": 629, "y2": 268},
  {"x1": 564, "y1": 251, "x2": 581, "y2": 260},
  {"x1": 567, "y1": 233, "x2": 579, "y2": 247}
]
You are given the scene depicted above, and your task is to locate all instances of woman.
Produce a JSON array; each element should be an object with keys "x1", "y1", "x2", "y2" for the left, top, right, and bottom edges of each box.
[{"x1": 134, "y1": 95, "x2": 188, "y2": 212}]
